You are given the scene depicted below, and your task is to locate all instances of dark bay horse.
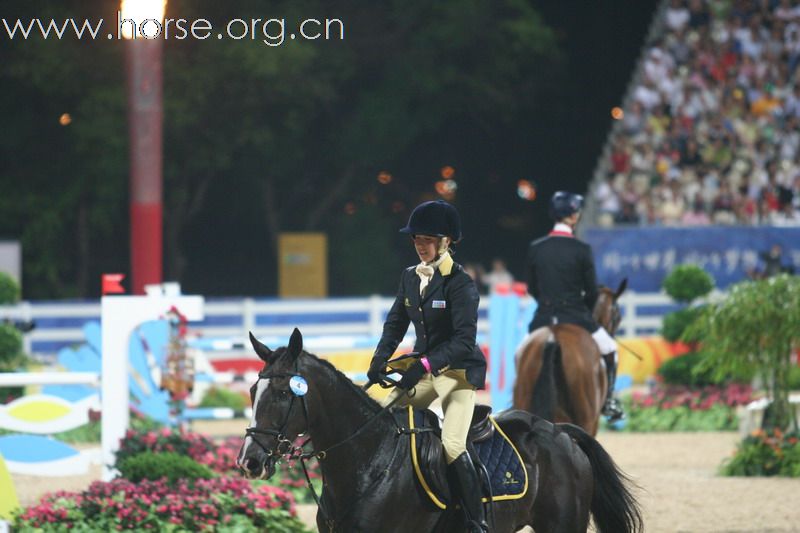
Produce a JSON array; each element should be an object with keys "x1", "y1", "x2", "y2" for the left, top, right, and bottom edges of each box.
[
  {"x1": 237, "y1": 328, "x2": 642, "y2": 533},
  {"x1": 513, "y1": 280, "x2": 627, "y2": 436}
]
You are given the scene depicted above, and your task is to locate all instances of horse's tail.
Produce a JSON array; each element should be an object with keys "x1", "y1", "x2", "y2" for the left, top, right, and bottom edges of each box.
[
  {"x1": 559, "y1": 424, "x2": 644, "y2": 533},
  {"x1": 529, "y1": 341, "x2": 558, "y2": 420}
]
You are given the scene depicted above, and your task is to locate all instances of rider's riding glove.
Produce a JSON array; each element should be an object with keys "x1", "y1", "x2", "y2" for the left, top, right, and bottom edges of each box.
[
  {"x1": 398, "y1": 361, "x2": 426, "y2": 390},
  {"x1": 367, "y1": 357, "x2": 387, "y2": 384}
]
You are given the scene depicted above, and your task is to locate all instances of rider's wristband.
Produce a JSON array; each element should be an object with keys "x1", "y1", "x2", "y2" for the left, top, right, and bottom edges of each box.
[{"x1": 420, "y1": 357, "x2": 431, "y2": 373}]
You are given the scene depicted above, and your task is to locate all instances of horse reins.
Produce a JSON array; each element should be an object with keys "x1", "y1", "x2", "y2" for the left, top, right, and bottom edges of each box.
[{"x1": 244, "y1": 365, "x2": 425, "y2": 530}]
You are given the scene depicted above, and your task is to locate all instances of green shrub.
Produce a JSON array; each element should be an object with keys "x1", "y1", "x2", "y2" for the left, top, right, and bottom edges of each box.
[
  {"x1": 721, "y1": 429, "x2": 800, "y2": 477},
  {"x1": 658, "y1": 352, "x2": 714, "y2": 386},
  {"x1": 0, "y1": 323, "x2": 24, "y2": 402},
  {"x1": 662, "y1": 264, "x2": 715, "y2": 303},
  {"x1": 0, "y1": 272, "x2": 20, "y2": 304},
  {"x1": 199, "y1": 386, "x2": 248, "y2": 410},
  {"x1": 116, "y1": 451, "x2": 214, "y2": 484},
  {"x1": 662, "y1": 307, "x2": 705, "y2": 343},
  {"x1": 788, "y1": 366, "x2": 800, "y2": 391},
  {"x1": 0, "y1": 323, "x2": 22, "y2": 366},
  {"x1": 622, "y1": 402, "x2": 739, "y2": 432}
]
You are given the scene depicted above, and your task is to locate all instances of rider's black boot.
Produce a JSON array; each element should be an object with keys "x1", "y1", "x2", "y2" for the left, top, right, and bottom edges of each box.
[
  {"x1": 448, "y1": 452, "x2": 489, "y2": 533},
  {"x1": 602, "y1": 352, "x2": 624, "y2": 423}
]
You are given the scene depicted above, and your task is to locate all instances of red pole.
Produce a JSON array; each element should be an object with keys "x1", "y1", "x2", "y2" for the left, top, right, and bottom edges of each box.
[{"x1": 126, "y1": 38, "x2": 163, "y2": 294}]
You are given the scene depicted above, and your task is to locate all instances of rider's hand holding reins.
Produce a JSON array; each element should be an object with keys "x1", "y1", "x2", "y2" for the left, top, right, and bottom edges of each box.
[
  {"x1": 397, "y1": 360, "x2": 426, "y2": 390},
  {"x1": 367, "y1": 357, "x2": 387, "y2": 384}
]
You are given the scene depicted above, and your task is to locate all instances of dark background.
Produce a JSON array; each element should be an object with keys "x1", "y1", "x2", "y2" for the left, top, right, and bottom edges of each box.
[{"x1": 0, "y1": 0, "x2": 658, "y2": 298}]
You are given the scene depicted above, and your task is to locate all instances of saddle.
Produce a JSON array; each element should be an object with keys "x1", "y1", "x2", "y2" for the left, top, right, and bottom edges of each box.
[{"x1": 395, "y1": 405, "x2": 529, "y2": 510}]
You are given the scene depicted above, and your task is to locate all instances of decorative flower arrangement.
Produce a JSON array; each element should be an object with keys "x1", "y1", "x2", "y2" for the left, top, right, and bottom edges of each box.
[
  {"x1": 619, "y1": 383, "x2": 754, "y2": 432},
  {"x1": 631, "y1": 383, "x2": 753, "y2": 411},
  {"x1": 115, "y1": 427, "x2": 222, "y2": 468},
  {"x1": 13, "y1": 477, "x2": 308, "y2": 532},
  {"x1": 722, "y1": 428, "x2": 800, "y2": 477},
  {"x1": 116, "y1": 427, "x2": 322, "y2": 502}
]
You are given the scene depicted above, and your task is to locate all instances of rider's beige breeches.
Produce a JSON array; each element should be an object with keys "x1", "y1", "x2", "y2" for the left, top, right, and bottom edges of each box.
[{"x1": 382, "y1": 369, "x2": 476, "y2": 464}]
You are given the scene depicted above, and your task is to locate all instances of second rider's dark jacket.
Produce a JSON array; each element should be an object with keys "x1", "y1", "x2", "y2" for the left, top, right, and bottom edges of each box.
[
  {"x1": 526, "y1": 231, "x2": 599, "y2": 333},
  {"x1": 373, "y1": 255, "x2": 487, "y2": 389}
]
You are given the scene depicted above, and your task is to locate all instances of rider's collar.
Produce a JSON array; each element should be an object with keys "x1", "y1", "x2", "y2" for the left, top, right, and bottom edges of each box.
[
  {"x1": 552, "y1": 223, "x2": 573, "y2": 235},
  {"x1": 437, "y1": 252, "x2": 454, "y2": 276}
]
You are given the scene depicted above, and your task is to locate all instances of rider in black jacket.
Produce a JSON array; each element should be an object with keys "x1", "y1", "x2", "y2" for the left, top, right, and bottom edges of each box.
[
  {"x1": 368, "y1": 200, "x2": 488, "y2": 533},
  {"x1": 526, "y1": 191, "x2": 624, "y2": 422}
]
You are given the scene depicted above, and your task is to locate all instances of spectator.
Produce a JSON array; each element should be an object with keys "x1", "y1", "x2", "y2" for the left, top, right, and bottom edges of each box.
[
  {"x1": 682, "y1": 192, "x2": 712, "y2": 225},
  {"x1": 688, "y1": 0, "x2": 711, "y2": 29},
  {"x1": 480, "y1": 259, "x2": 514, "y2": 293},
  {"x1": 666, "y1": 0, "x2": 691, "y2": 31},
  {"x1": 712, "y1": 181, "x2": 737, "y2": 224},
  {"x1": 753, "y1": 244, "x2": 795, "y2": 277},
  {"x1": 774, "y1": 0, "x2": 800, "y2": 22},
  {"x1": 463, "y1": 262, "x2": 481, "y2": 284},
  {"x1": 622, "y1": 102, "x2": 645, "y2": 136},
  {"x1": 595, "y1": 173, "x2": 622, "y2": 222},
  {"x1": 610, "y1": 139, "x2": 631, "y2": 173},
  {"x1": 592, "y1": 1, "x2": 800, "y2": 228}
]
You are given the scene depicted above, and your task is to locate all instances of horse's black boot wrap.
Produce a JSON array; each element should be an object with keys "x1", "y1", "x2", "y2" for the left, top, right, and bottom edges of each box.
[
  {"x1": 448, "y1": 452, "x2": 489, "y2": 533},
  {"x1": 602, "y1": 352, "x2": 624, "y2": 422}
]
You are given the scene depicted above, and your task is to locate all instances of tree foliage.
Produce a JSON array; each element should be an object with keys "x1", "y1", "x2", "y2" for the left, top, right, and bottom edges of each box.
[
  {"x1": 1, "y1": 0, "x2": 560, "y2": 297},
  {"x1": 0, "y1": 272, "x2": 21, "y2": 304},
  {"x1": 686, "y1": 274, "x2": 800, "y2": 430}
]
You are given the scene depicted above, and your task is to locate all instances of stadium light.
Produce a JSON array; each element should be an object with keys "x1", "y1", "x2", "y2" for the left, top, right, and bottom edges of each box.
[{"x1": 120, "y1": 0, "x2": 167, "y2": 39}]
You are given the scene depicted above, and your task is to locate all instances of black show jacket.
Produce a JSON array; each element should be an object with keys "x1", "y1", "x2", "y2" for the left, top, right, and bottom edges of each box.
[
  {"x1": 526, "y1": 233, "x2": 600, "y2": 333},
  {"x1": 373, "y1": 257, "x2": 487, "y2": 389}
]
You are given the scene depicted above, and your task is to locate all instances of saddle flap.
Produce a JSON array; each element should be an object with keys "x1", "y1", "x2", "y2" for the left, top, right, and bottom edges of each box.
[{"x1": 406, "y1": 406, "x2": 528, "y2": 510}]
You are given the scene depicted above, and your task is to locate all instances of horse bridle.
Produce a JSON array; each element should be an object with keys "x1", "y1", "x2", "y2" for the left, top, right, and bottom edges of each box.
[
  {"x1": 242, "y1": 365, "x2": 411, "y2": 530},
  {"x1": 244, "y1": 370, "x2": 310, "y2": 461}
]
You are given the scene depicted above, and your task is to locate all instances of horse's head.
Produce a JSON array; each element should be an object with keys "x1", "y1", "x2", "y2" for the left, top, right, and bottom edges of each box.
[
  {"x1": 594, "y1": 278, "x2": 627, "y2": 336},
  {"x1": 236, "y1": 327, "x2": 311, "y2": 479}
]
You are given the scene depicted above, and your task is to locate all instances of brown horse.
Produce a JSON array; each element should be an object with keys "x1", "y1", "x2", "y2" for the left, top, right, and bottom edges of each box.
[{"x1": 512, "y1": 279, "x2": 626, "y2": 436}]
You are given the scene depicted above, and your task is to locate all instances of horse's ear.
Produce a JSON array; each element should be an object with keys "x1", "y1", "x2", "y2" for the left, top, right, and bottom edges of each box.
[
  {"x1": 249, "y1": 331, "x2": 272, "y2": 363},
  {"x1": 615, "y1": 278, "x2": 628, "y2": 300},
  {"x1": 288, "y1": 328, "x2": 303, "y2": 360}
]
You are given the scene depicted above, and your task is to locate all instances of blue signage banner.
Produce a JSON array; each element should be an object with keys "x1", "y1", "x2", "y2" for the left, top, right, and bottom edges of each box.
[{"x1": 582, "y1": 227, "x2": 800, "y2": 291}]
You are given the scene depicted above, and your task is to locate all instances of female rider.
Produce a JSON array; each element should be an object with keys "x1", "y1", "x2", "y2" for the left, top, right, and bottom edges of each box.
[{"x1": 367, "y1": 200, "x2": 488, "y2": 533}]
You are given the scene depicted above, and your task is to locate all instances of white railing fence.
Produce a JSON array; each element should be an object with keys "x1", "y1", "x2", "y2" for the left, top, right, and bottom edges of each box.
[{"x1": 0, "y1": 291, "x2": 695, "y2": 359}]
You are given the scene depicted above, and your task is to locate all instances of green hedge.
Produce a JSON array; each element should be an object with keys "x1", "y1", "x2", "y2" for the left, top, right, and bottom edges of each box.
[
  {"x1": 661, "y1": 307, "x2": 705, "y2": 343},
  {"x1": 657, "y1": 352, "x2": 752, "y2": 386},
  {"x1": 199, "y1": 386, "x2": 248, "y2": 410},
  {"x1": 622, "y1": 403, "x2": 739, "y2": 432},
  {"x1": 662, "y1": 265, "x2": 714, "y2": 303},
  {"x1": 116, "y1": 451, "x2": 214, "y2": 484},
  {"x1": 0, "y1": 271, "x2": 20, "y2": 304}
]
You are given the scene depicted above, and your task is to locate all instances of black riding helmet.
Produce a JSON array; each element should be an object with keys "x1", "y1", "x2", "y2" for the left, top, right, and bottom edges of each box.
[
  {"x1": 549, "y1": 191, "x2": 584, "y2": 221},
  {"x1": 399, "y1": 200, "x2": 462, "y2": 242}
]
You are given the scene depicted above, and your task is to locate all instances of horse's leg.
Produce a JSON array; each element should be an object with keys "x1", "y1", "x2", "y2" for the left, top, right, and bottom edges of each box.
[
  {"x1": 513, "y1": 332, "x2": 547, "y2": 411},
  {"x1": 555, "y1": 326, "x2": 602, "y2": 436}
]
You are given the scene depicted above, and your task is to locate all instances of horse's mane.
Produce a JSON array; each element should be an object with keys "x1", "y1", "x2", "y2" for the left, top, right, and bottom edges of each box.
[
  {"x1": 307, "y1": 352, "x2": 383, "y2": 410},
  {"x1": 270, "y1": 347, "x2": 382, "y2": 411}
]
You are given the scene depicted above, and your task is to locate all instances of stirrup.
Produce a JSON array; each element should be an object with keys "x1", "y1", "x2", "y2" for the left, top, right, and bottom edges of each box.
[
  {"x1": 602, "y1": 398, "x2": 624, "y2": 422},
  {"x1": 466, "y1": 519, "x2": 489, "y2": 533}
]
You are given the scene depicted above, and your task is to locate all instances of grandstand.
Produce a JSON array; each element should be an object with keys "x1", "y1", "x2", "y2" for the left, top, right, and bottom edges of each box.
[{"x1": 588, "y1": 0, "x2": 800, "y2": 228}]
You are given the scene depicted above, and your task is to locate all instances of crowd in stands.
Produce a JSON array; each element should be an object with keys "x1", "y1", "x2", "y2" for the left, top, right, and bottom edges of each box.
[{"x1": 595, "y1": 0, "x2": 800, "y2": 227}]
